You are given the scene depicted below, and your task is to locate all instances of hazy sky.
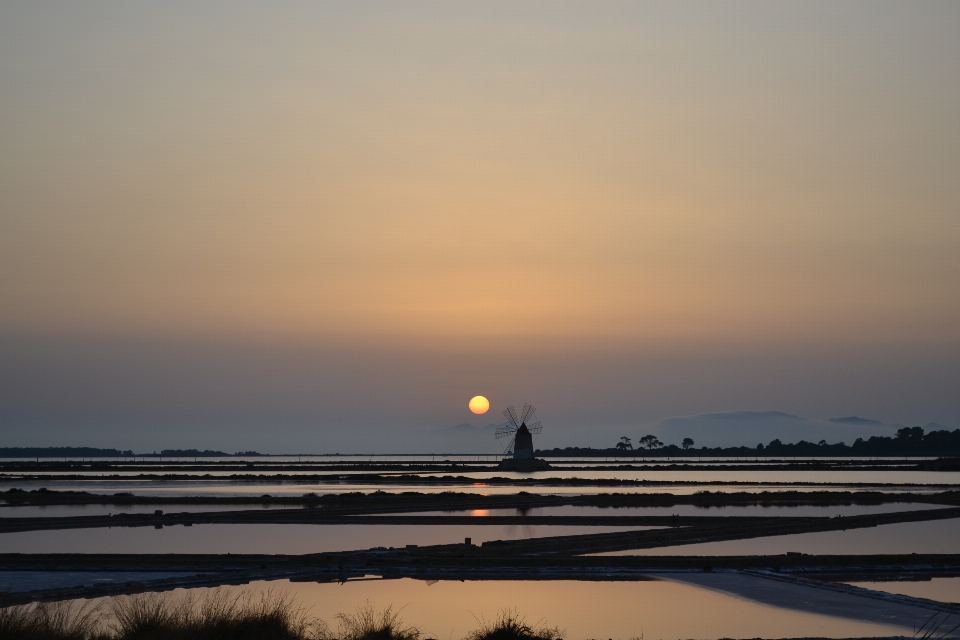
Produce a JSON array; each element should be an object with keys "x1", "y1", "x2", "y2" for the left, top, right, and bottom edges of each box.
[{"x1": 1, "y1": 1, "x2": 958, "y2": 452}]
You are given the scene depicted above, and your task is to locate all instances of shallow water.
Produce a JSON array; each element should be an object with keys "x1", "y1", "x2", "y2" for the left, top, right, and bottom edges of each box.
[
  {"x1": 412, "y1": 502, "x2": 944, "y2": 518},
  {"x1": 0, "y1": 523, "x2": 652, "y2": 554},
  {"x1": 0, "y1": 501, "x2": 942, "y2": 519},
  {"x1": 3, "y1": 478, "x2": 955, "y2": 499},
  {"x1": 72, "y1": 577, "x2": 907, "y2": 639},
  {"x1": 1, "y1": 455, "x2": 937, "y2": 463},
  {"x1": 6, "y1": 508, "x2": 957, "y2": 555},
  {"x1": 848, "y1": 577, "x2": 960, "y2": 605},
  {"x1": 597, "y1": 517, "x2": 960, "y2": 556},
  {"x1": 0, "y1": 503, "x2": 297, "y2": 517},
  {"x1": 420, "y1": 468, "x2": 960, "y2": 486},
  {"x1": 0, "y1": 570, "x2": 194, "y2": 593},
  {"x1": 6, "y1": 468, "x2": 960, "y2": 486}
]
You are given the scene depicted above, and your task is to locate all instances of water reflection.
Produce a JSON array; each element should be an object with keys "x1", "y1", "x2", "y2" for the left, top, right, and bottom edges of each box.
[
  {"x1": 3, "y1": 456, "x2": 940, "y2": 463},
  {"x1": 0, "y1": 503, "x2": 294, "y2": 518},
  {"x1": 6, "y1": 468, "x2": 960, "y2": 485},
  {"x1": 93, "y1": 578, "x2": 905, "y2": 639},
  {"x1": 0, "y1": 523, "x2": 652, "y2": 554},
  {"x1": 598, "y1": 518, "x2": 960, "y2": 556},
  {"x1": 847, "y1": 578, "x2": 960, "y2": 605},
  {"x1": 417, "y1": 503, "x2": 944, "y2": 518},
  {"x1": 0, "y1": 502, "x2": 943, "y2": 519},
  {"x1": 4, "y1": 478, "x2": 956, "y2": 499}
]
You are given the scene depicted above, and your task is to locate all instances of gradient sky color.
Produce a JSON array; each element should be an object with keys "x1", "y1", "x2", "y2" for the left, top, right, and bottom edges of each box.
[{"x1": 1, "y1": 1, "x2": 958, "y2": 452}]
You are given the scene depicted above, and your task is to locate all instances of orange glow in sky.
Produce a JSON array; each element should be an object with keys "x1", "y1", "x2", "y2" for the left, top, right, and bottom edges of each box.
[{"x1": 1, "y1": 3, "x2": 958, "y2": 449}]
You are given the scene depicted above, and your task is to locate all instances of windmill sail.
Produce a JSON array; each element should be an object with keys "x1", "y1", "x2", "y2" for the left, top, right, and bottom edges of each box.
[
  {"x1": 493, "y1": 402, "x2": 548, "y2": 470},
  {"x1": 495, "y1": 403, "x2": 542, "y2": 460},
  {"x1": 519, "y1": 404, "x2": 536, "y2": 425},
  {"x1": 495, "y1": 425, "x2": 515, "y2": 439}
]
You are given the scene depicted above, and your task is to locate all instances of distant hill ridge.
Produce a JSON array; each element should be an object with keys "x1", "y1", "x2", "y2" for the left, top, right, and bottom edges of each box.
[
  {"x1": 0, "y1": 447, "x2": 248, "y2": 458},
  {"x1": 4, "y1": 411, "x2": 955, "y2": 457},
  {"x1": 658, "y1": 410, "x2": 905, "y2": 448},
  {"x1": 0, "y1": 447, "x2": 134, "y2": 458},
  {"x1": 828, "y1": 416, "x2": 887, "y2": 427},
  {"x1": 442, "y1": 422, "x2": 506, "y2": 433}
]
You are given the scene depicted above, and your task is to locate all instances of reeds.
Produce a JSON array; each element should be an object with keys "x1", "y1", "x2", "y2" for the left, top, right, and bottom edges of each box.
[
  {"x1": 333, "y1": 603, "x2": 421, "y2": 640},
  {"x1": 110, "y1": 589, "x2": 321, "y2": 640},
  {"x1": 465, "y1": 610, "x2": 563, "y2": 640},
  {"x1": 0, "y1": 600, "x2": 104, "y2": 640},
  {"x1": 0, "y1": 595, "x2": 565, "y2": 640},
  {"x1": 0, "y1": 590, "x2": 322, "y2": 640},
  {"x1": 915, "y1": 611, "x2": 960, "y2": 640}
]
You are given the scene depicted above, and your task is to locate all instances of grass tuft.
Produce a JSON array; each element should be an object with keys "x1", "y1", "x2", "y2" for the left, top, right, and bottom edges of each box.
[
  {"x1": 0, "y1": 595, "x2": 562, "y2": 640},
  {"x1": 0, "y1": 590, "x2": 324, "y2": 640},
  {"x1": 465, "y1": 610, "x2": 563, "y2": 640},
  {"x1": 0, "y1": 600, "x2": 104, "y2": 640},
  {"x1": 914, "y1": 611, "x2": 960, "y2": 640},
  {"x1": 110, "y1": 589, "x2": 324, "y2": 640},
  {"x1": 333, "y1": 602, "x2": 421, "y2": 640}
]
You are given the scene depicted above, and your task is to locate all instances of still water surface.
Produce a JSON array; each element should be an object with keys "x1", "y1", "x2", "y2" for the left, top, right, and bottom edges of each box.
[
  {"x1": 6, "y1": 469, "x2": 960, "y2": 485},
  {"x1": 78, "y1": 578, "x2": 905, "y2": 639},
  {"x1": 0, "y1": 503, "x2": 295, "y2": 517},
  {"x1": 848, "y1": 578, "x2": 960, "y2": 605},
  {"x1": 3, "y1": 478, "x2": 957, "y2": 498},
  {"x1": 0, "y1": 502, "x2": 942, "y2": 518},
  {"x1": 3, "y1": 456, "x2": 935, "y2": 463},
  {"x1": 0, "y1": 523, "x2": 650, "y2": 554},
  {"x1": 598, "y1": 517, "x2": 960, "y2": 556},
  {"x1": 412, "y1": 503, "x2": 943, "y2": 517},
  {"x1": 5, "y1": 511, "x2": 957, "y2": 554}
]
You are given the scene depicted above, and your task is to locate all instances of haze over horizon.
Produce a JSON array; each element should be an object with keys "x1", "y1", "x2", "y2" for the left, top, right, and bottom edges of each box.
[{"x1": 2, "y1": 2, "x2": 959, "y2": 453}]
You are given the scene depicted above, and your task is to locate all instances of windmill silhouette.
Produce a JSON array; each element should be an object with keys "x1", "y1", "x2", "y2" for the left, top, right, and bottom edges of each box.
[{"x1": 495, "y1": 404, "x2": 542, "y2": 460}]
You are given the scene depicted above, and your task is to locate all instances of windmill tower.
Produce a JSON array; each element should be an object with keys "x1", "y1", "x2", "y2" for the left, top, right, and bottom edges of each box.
[{"x1": 496, "y1": 404, "x2": 549, "y2": 470}]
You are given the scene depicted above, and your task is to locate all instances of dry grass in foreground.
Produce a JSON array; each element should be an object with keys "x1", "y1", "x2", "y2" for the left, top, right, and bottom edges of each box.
[
  {"x1": 0, "y1": 591, "x2": 316, "y2": 640},
  {"x1": 0, "y1": 592, "x2": 565, "y2": 640},
  {"x1": 465, "y1": 611, "x2": 562, "y2": 640}
]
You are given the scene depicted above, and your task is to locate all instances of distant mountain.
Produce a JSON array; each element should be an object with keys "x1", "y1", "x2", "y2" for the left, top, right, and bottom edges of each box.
[
  {"x1": 658, "y1": 410, "x2": 898, "y2": 448},
  {"x1": 0, "y1": 447, "x2": 253, "y2": 458},
  {"x1": 829, "y1": 416, "x2": 886, "y2": 427},
  {"x1": 432, "y1": 422, "x2": 509, "y2": 454},
  {"x1": 441, "y1": 423, "x2": 503, "y2": 434},
  {"x1": 0, "y1": 447, "x2": 134, "y2": 458}
]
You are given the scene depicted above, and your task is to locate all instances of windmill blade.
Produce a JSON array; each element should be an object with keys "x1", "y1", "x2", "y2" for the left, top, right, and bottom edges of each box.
[
  {"x1": 520, "y1": 404, "x2": 536, "y2": 425},
  {"x1": 527, "y1": 421, "x2": 542, "y2": 435},
  {"x1": 495, "y1": 425, "x2": 517, "y2": 439},
  {"x1": 502, "y1": 406, "x2": 519, "y2": 428},
  {"x1": 503, "y1": 435, "x2": 516, "y2": 455}
]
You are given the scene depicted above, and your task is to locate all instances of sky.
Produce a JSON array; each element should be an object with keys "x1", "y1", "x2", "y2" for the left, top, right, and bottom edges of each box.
[{"x1": 1, "y1": 1, "x2": 959, "y2": 453}]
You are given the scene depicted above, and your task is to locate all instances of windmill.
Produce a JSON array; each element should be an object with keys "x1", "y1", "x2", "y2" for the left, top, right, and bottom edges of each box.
[{"x1": 495, "y1": 404, "x2": 542, "y2": 460}]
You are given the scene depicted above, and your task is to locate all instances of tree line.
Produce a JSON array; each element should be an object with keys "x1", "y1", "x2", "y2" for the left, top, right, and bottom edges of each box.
[{"x1": 538, "y1": 427, "x2": 960, "y2": 457}]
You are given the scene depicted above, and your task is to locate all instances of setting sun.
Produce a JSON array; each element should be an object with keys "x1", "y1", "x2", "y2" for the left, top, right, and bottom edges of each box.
[{"x1": 468, "y1": 396, "x2": 490, "y2": 415}]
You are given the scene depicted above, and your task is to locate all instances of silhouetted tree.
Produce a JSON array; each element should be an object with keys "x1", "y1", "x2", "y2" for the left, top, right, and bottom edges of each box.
[
  {"x1": 639, "y1": 434, "x2": 663, "y2": 450},
  {"x1": 896, "y1": 426, "x2": 925, "y2": 451},
  {"x1": 615, "y1": 437, "x2": 633, "y2": 451},
  {"x1": 682, "y1": 438, "x2": 695, "y2": 450}
]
